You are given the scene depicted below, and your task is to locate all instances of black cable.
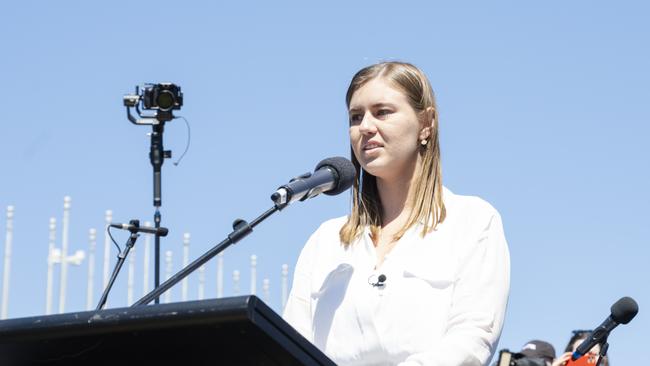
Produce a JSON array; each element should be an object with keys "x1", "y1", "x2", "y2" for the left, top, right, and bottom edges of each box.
[
  {"x1": 172, "y1": 115, "x2": 191, "y2": 166},
  {"x1": 106, "y1": 225, "x2": 122, "y2": 254}
]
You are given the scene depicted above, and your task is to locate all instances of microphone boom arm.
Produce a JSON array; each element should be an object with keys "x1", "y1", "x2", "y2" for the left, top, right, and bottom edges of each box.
[
  {"x1": 131, "y1": 156, "x2": 353, "y2": 307},
  {"x1": 131, "y1": 204, "x2": 283, "y2": 307},
  {"x1": 97, "y1": 226, "x2": 140, "y2": 310}
]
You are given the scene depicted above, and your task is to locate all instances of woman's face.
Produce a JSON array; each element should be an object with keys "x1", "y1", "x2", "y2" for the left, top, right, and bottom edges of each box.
[
  {"x1": 348, "y1": 78, "x2": 429, "y2": 181},
  {"x1": 572, "y1": 339, "x2": 601, "y2": 357}
]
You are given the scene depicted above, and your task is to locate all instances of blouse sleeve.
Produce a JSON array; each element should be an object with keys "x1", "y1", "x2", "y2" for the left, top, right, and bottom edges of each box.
[
  {"x1": 399, "y1": 211, "x2": 511, "y2": 366},
  {"x1": 282, "y1": 226, "x2": 320, "y2": 342}
]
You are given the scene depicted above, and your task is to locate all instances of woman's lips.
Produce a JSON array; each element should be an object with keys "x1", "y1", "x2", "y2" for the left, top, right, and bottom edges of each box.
[{"x1": 363, "y1": 141, "x2": 383, "y2": 151}]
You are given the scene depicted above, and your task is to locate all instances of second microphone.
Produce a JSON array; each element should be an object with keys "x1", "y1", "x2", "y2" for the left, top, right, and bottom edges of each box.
[{"x1": 110, "y1": 220, "x2": 169, "y2": 237}]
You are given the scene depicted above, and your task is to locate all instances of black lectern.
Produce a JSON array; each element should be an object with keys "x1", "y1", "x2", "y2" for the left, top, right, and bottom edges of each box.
[{"x1": 0, "y1": 296, "x2": 335, "y2": 366}]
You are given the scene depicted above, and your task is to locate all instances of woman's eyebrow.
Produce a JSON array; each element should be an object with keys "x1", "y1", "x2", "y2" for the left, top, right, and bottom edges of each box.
[
  {"x1": 372, "y1": 102, "x2": 396, "y2": 109},
  {"x1": 349, "y1": 102, "x2": 396, "y2": 113},
  {"x1": 348, "y1": 106, "x2": 363, "y2": 114}
]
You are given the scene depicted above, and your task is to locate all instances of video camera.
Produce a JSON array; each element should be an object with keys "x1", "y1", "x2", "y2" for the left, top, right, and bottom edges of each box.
[{"x1": 123, "y1": 83, "x2": 183, "y2": 124}]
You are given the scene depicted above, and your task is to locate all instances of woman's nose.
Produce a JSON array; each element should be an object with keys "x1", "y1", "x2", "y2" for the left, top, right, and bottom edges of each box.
[{"x1": 358, "y1": 113, "x2": 377, "y2": 134}]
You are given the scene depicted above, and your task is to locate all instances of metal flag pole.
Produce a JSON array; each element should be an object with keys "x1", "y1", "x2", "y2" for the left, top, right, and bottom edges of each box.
[
  {"x1": 102, "y1": 209, "x2": 112, "y2": 307},
  {"x1": 86, "y1": 228, "x2": 97, "y2": 310},
  {"x1": 1, "y1": 206, "x2": 15, "y2": 319},
  {"x1": 45, "y1": 218, "x2": 56, "y2": 315},
  {"x1": 197, "y1": 265, "x2": 205, "y2": 300},
  {"x1": 142, "y1": 221, "x2": 152, "y2": 295},
  {"x1": 250, "y1": 255, "x2": 257, "y2": 295},
  {"x1": 181, "y1": 233, "x2": 190, "y2": 301},
  {"x1": 281, "y1": 264, "x2": 289, "y2": 310},
  {"x1": 216, "y1": 252, "x2": 224, "y2": 298},
  {"x1": 58, "y1": 196, "x2": 71, "y2": 314},
  {"x1": 127, "y1": 243, "x2": 136, "y2": 305}
]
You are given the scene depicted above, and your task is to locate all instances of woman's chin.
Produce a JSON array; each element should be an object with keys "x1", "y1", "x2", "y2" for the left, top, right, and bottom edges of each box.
[{"x1": 360, "y1": 160, "x2": 388, "y2": 178}]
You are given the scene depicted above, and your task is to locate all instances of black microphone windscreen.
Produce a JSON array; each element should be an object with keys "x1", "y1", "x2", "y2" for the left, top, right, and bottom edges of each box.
[
  {"x1": 610, "y1": 296, "x2": 639, "y2": 324},
  {"x1": 316, "y1": 157, "x2": 356, "y2": 196}
]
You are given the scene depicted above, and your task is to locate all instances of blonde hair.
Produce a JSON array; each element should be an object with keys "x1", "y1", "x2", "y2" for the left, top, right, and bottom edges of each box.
[{"x1": 339, "y1": 61, "x2": 446, "y2": 245}]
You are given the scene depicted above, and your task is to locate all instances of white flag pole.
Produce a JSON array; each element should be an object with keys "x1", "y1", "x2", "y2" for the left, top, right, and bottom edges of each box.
[
  {"x1": 45, "y1": 218, "x2": 57, "y2": 315},
  {"x1": 1, "y1": 206, "x2": 15, "y2": 319},
  {"x1": 86, "y1": 228, "x2": 96, "y2": 310},
  {"x1": 58, "y1": 196, "x2": 71, "y2": 314}
]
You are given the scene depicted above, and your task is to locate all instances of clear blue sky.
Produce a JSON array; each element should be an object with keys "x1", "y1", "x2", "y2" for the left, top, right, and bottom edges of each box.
[{"x1": 1, "y1": 1, "x2": 648, "y2": 363}]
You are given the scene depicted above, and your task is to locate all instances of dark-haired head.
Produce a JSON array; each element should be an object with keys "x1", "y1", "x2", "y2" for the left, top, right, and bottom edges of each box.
[{"x1": 565, "y1": 330, "x2": 609, "y2": 366}]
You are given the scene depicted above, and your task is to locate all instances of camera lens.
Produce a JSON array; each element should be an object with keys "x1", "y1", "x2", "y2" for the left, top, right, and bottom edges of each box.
[{"x1": 156, "y1": 90, "x2": 175, "y2": 111}]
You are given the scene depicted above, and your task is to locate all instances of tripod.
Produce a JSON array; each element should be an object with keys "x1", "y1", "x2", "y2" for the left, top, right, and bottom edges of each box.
[
  {"x1": 150, "y1": 119, "x2": 171, "y2": 304},
  {"x1": 125, "y1": 85, "x2": 179, "y2": 304}
]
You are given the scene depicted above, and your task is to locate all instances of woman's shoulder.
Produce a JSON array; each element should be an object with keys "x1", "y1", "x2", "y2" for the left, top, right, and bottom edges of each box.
[
  {"x1": 297, "y1": 215, "x2": 349, "y2": 261},
  {"x1": 440, "y1": 187, "x2": 508, "y2": 258},
  {"x1": 310, "y1": 215, "x2": 348, "y2": 239},
  {"x1": 442, "y1": 186, "x2": 502, "y2": 228}
]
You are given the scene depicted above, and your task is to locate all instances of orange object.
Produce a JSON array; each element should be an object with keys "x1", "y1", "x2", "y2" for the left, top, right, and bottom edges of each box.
[{"x1": 565, "y1": 354, "x2": 599, "y2": 366}]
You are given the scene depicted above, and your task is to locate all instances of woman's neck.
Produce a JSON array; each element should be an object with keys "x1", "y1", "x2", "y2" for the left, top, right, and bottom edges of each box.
[{"x1": 376, "y1": 162, "x2": 418, "y2": 229}]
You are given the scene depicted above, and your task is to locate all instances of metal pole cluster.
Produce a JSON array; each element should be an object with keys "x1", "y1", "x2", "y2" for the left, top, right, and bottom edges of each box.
[{"x1": 0, "y1": 200, "x2": 294, "y2": 318}]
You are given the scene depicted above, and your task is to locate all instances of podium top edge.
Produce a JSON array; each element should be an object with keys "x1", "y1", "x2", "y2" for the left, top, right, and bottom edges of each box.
[{"x1": 0, "y1": 296, "x2": 262, "y2": 340}]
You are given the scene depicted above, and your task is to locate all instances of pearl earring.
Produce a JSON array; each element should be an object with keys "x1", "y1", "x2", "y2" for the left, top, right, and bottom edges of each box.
[{"x1": 420, "y1": 139, "x2": 428, "y2": 146}]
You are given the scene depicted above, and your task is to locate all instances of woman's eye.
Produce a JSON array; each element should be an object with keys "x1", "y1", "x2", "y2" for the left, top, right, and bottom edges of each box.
[
  {"x1": 377, "y1": 109, "x2": 391, "y2": 117},
  {"x1": 349, "y1": 114, "x2": 362, "y2": 124}
]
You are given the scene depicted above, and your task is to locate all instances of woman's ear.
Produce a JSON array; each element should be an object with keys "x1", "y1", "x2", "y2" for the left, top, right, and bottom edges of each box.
[
  {"x1": 419, "y1": 107, "x2": 436, "y2": 140},
  {"x1": 419, "y1": 126, "x2": 431, "y2": 141}
]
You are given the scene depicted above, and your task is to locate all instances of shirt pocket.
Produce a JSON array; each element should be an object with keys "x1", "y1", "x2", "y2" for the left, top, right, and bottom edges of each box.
[
  {"x1": 380, "y1": 260, "x2": 455, "y2": 348},
  {"x1": 402, "y1": 261, "x2": 456, "y2": 289}
]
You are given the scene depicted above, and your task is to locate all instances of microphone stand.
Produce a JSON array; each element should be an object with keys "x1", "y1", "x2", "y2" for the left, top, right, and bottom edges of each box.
[
  {"x1": 125, "y1": 98, "x2": 173, "y2": 305},
  {"x1": 594, "y1": 337, "x2": 609, "y2": 366},
  {"x1": 150, "y1": 120, "x2": 171, "y2": 305},
  {"x1": 96, "y1": 221, "x2": 140, "y2": 310},
  {"x1": 132, "y1": 204, "x2": 284, "y2": 307}
]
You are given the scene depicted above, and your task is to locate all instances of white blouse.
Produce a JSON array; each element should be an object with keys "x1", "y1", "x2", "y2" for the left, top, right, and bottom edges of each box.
[{"x1": 283, "y1": 188, "x2": 510, "y2": 366}]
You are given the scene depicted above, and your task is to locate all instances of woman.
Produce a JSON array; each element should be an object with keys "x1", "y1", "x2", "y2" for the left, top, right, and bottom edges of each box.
[
  {"x1": 283, "y1": 62, "x2": 510, "y2": 366},
  {"x1": 551, "y1": 331, "x2": 609, "y2": 366}
]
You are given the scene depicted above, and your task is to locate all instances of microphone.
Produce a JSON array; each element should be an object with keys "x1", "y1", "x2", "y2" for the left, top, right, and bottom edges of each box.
[
  {"x1": 109, "y1": 221, "x2": 169, "y2": 237},
  {"x1": 368, "y1": 274, "x2": 387, "y2": 287},
  {"x1": 271, "y1": 157, "x2": 356, "y2": 206},
  {"x1": 572, "y1": 296, "x2": 639, "y2": 361}
]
